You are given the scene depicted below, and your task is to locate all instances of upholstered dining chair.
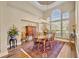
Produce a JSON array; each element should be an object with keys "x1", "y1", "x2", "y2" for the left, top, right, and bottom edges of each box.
[
  {"x1": 32, "y1": 38, "x2": 39, "y2": 50},
  {"x1": 52, "y1": 32, "x2": 56, "y2": 40}
]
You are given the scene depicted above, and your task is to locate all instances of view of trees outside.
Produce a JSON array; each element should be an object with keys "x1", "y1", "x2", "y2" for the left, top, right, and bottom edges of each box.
[{"x1": 50, "y1": 9, "x2": 69, "y2": 38}]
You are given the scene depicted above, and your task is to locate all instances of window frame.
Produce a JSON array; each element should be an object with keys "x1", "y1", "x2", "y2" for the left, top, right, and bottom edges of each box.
[{"x1": 50, "y1": 9, "x2": 70, "y2": 39}]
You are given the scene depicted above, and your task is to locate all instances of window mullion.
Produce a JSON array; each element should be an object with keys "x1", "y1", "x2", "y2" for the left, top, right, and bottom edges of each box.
[
  {"x1": 61, "y1": 11, "x2": 63, "y2": 38},
  {"x1": 50, "y1": 16, "x2": 52, "y2": 32}
]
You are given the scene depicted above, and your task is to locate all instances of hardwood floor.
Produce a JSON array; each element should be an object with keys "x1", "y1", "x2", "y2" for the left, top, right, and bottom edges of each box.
[
  {"x1": 2, "y1": 41, "x2": 33, "y2": 58},
  {"x1": 57, "y1": 42, "x2": 77, "y2": 58},
  {"x1": 2, "y1": 40, "x2": 77, "y2": 58}
]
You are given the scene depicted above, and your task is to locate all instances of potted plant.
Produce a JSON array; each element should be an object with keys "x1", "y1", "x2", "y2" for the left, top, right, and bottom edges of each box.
[
  {"x1": 8, "y1": 25, "x2": 18, "y2": 37},
  {"x1": 8, "y1": 25, "x2": 18, "y2": 48}
]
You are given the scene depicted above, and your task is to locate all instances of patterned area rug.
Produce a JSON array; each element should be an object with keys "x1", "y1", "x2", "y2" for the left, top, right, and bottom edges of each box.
[
  {"x1": 2, "y1": 40, "x2": 65, "y2": 58},
  {"x1": 22, "y1": 40, "x2": 65, "y2": 58}
]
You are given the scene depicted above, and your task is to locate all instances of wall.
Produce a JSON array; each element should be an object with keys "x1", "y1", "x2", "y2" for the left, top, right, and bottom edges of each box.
[
  {"x1": 0, "y1": 2, "x2": 8, "y2": 57},
  {"x1": 7, "y1": 1, "x2": 43, "y2": 18}
]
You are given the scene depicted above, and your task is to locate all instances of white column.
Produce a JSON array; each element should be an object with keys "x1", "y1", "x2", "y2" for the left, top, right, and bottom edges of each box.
[
  {"x1": 75, "y1": 1, "x2": 79, "y2": 57},
  {"x1": 0, "y1": 2, "x2": 8, "y2": 57}
]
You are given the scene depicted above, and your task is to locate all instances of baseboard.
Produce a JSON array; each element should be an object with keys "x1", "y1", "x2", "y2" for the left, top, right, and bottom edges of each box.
[
  {"x1": 0, "y1": 50, "x2": 8, "y2": 57},
  {"x1": 17, "y1": 41, "x2": 21, "y2": 45},
  {"x1": 55, "y1": 38, "x2": 69, "y2": 42},
  {"x1": 55, "y1": 38, "x2": 75, "y2": 43}
]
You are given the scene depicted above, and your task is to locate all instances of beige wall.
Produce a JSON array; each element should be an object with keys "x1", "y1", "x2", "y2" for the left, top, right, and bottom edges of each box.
[
  {"x1": 7, "y1": 1, "x2": 43, "y2": 18},
  {"x1": 0, "y1": 2, "x2": 8, "y2": 57}
]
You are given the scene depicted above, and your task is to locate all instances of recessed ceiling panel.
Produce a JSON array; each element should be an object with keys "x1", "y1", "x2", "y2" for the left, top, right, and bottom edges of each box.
[{"x1": 38, "y1": 1, "x2": 55, "y2": 5}]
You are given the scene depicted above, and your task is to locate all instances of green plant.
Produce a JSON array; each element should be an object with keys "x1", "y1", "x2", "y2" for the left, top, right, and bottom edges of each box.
[{"x1": 8, "y1": 25, "x2": 18, "y2": 36}]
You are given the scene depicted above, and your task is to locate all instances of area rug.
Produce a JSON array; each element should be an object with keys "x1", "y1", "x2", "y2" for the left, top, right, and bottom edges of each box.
[
  {"x1": 2, "y1": 40, "x2": 65, "y2": 58},
  {"x1": 22, "y1": 40, "x2": 65, "y2": 58}
]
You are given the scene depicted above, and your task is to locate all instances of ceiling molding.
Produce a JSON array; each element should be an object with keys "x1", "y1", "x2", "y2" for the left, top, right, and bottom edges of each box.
[
  {"x1": 7, "y1": 2, "x2": 43, "y2": 18},
  {"x1": 38, "y1": 1, "x2": 55, "y2": 5},
  {"x1": 30, "y1": 1, "x2": 65, "y2": 11}
]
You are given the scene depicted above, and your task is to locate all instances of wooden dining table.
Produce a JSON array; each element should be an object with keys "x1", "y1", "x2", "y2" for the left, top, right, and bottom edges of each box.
[{"x1": 37, "y1": 35, "x2": 48, "y2": 52}]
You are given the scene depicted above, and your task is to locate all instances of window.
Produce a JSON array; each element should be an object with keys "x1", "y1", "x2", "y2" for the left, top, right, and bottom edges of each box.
[
  {"x1": 51, "y1": 9, "x2": 61, "y2": 21},
  {"x1": 62, "y1": 12, "x2": 69, "y2": 38},
  {"x1": 51, "y1": 21, "x2": 61, "y2": 37},
  {"x1": 51, "y1": 9, "x2": 62, "y2": 37},
  {"x1": 62, "y1": 12, "x2": 69, "y2": 19},
  {"x1": 62, "y1": 20, "x2": 69, "y2": 38}
]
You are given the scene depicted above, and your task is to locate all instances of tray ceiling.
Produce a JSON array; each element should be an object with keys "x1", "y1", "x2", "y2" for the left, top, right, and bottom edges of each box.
[{"x1": 38, "y1": 1, "x2": 55, "y2": 5}]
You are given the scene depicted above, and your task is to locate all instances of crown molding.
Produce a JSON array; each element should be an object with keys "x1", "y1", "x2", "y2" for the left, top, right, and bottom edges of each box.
[{"x1": 30, "y1": 1, "x2": 65, "y2": 11}]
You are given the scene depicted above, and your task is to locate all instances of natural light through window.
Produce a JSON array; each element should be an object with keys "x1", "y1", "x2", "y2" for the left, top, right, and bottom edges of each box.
[
  {"x1": 51, "y1": 9, "x2": 61, "y2": 21},
  {"x1": 50, "y1": 9, "x2": 69, "y2": 38},
  {"x1": 62, "y1": 12, "x2": 69, "y2": 19}
]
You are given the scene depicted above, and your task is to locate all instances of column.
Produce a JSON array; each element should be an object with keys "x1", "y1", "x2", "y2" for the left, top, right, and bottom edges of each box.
[
  {"x1": 75, "y1": 1, "x2": 79, "y2": 57},
  {"x1": 0, "y1": 2, "x2": 8, "y2": 57}
]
